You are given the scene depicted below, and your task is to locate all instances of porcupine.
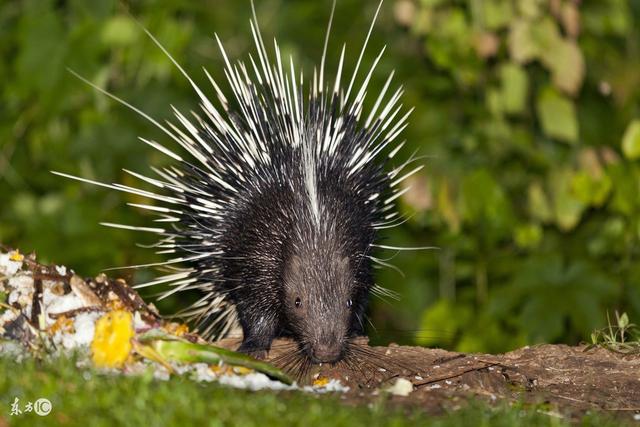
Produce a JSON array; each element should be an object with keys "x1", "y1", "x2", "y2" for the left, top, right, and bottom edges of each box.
[{"x1": 54, "y1": 1, "x2": 424, "y2": 364}]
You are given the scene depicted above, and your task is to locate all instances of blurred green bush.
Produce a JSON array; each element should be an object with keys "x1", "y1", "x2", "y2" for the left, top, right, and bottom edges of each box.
[{"x1": 0, "y1": 0, "x2": 638, "y2": 352}]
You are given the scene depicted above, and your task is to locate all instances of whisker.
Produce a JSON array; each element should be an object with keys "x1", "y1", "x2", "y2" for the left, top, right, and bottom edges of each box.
[{"x1": 347, "y1": 341, "x2": 420, "y2": 376}]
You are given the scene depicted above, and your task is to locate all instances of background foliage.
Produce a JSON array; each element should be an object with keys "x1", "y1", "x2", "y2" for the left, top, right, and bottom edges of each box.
[{"x1": 0, "y1": 0, "x2": 638, "y2": 352}]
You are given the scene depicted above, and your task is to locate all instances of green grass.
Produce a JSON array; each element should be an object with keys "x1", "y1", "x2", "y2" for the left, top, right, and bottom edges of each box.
[
  {"x1": 0, "y1": 356, "x2": 626, "y2": 427},
  {"x1": 589, "y1": 311, "x2": 640, "y2": 354}
]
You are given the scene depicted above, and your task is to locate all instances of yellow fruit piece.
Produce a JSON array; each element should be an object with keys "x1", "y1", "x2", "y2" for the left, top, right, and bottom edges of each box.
[
  {"x1": 233, "y1": 366, "x2": 253, "y2": 375},
  {"x1": 173, "y1": 323, "x2": 189, "y2": 336},
  {"x1": 9, "y1": 250, "x2": 23, "y2": 262},
  {"x1": 91, "y1": 310, "x2": 134, "y2": 368},
  {"x1": 212, "y1": 365, "x2": 234, "y2": 375},
  {"x1": 313, "y1": 376, "x2": 330, "y2": 387},
  {"x1": 106, "y1": 299, "x2": 125, "y2": 311},
  {"x1": 163, "y1": 322, "x2": 190, "y2": 336},
  {"x1": 48, "y1": 316, "x2": 74, "y2": 334}
]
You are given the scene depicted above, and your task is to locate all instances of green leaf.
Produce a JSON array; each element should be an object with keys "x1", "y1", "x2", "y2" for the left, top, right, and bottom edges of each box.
[
  {"x1": 514, "y1": 223, "x2": 542, "y2": 249},
  {"x1": 527, "y1": 182, "x2": 553, "y2": 223},
  {"x1": 15, "y1": 1, "x2": 66, "y2": 94},
  {"x1": 461, "y1": 169, "x2": 514, "y2": 233},
  {"x1": 621, "y1": 120, "x2": 640, "y2": 160},
  {"x1": 481, "y1": 0, "x2": 513, "y2": 30},
  {"x1": 536, "y1": 87, "x2": 579, "y2": 143},
  {"x1": 607, "y1": 163, "x2": 639, "y2": 216},
  {"x1": 424, "y1": 8, "x2": 472, "y2": 72},
  {"x1": 582, "y1": 0, "x2": 631, "y2": 36},
  {"x1": 437, "y1": 179, "x2": 461, "y2": 233},
  {"x1": 416, "y1": 299, "x2": 470, "y2": 346},
  {"x1": 499, "y1": 62, "x2": 528, "y2": 114},
  {"x1": 137, "y1": 330, "x2": 293, "y2": 385},
  {"x1": 486, "y1": 87, "x2": 502, "y2": 116},
  {"x1": 571, "y1": 171, "x2": 612, "y2": 207},
  {"x1": 549, "y1": 168, "x2": 586, "y2": 231},
  {"x1": 517, "y1": 0, "x2": 543, "y2": 19},
  {"x1": 420, "y1": 0, "x2": 446, "y2": 7},
  {"x1": 101, "y1": 16, "x2": 139, "y2": 46},
  {"x1": 507, "y1": 256, "x2": 617, "y2": 343},
  {"x1": 542, "y1": 39, "x2": 585, "y2": 96},
  {"x1": 530, "y1": 17, "x2": 562, "y2": 53},
  {"x1": 456, "y1": 316, "x2": 526, "y2": 353},
  {"x1": 618, "y1": 312, "x2": 629, "y2": 329},
  {"x1": 508, "y1": 20, "x2": 538, "y2": 63}
]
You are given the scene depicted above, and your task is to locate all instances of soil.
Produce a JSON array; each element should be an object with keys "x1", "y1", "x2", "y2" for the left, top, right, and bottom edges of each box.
[{"x1": 219, "y1": 337, "x2": 640, "y2": 422}]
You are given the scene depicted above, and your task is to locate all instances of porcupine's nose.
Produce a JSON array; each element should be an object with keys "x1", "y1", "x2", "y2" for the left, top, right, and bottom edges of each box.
[{"x1": 312, "y1": 343, "x2": 342, "y2": 363}]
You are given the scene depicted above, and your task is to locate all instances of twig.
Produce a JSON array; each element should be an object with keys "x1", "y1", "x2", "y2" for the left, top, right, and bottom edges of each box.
[{"x1": 414, "y1": 362, "x2": 499, "y2": 388}]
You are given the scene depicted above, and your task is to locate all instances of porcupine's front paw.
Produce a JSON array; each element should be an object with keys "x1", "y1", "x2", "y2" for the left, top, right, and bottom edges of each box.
[
  {"x1": 236, "y1": 313, "x2": 276, "y2": 359},
  {"x1": 240, "y1": 348, "x2": 268, "y2": 360},
  {"x1": 237, "y1": 341, "x2": 270, "y2": 360}
]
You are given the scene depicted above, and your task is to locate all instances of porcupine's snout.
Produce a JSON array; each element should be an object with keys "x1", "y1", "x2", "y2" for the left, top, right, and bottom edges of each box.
[
  {"x1": 301, "y1": 297, "x2": 349, "y2": 363},
  {"x1": 296, "y1": 295, "x2": 350, "y2": 364},
  {"x1": 309, "y1": 338, "x2": 344, "y2": 364}
]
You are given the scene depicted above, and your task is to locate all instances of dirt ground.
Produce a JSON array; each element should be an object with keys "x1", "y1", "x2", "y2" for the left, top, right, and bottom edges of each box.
[{"x1": 252, "y1": 338, "x2": 640, "y2": 422}]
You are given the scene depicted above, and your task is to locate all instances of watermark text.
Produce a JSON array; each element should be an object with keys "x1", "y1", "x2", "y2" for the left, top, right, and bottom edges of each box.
[{"x1": 9, "y1": 397, "x2": 52, "y2": 416}]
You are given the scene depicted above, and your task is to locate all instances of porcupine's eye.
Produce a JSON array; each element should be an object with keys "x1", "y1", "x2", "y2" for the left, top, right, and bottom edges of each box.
[
  {"x1": 295, "y1": 297, "x2": 301, "y2": 308},
  {"x1": 347, "y1": 299, "x2": 353, "y2": 308}
]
